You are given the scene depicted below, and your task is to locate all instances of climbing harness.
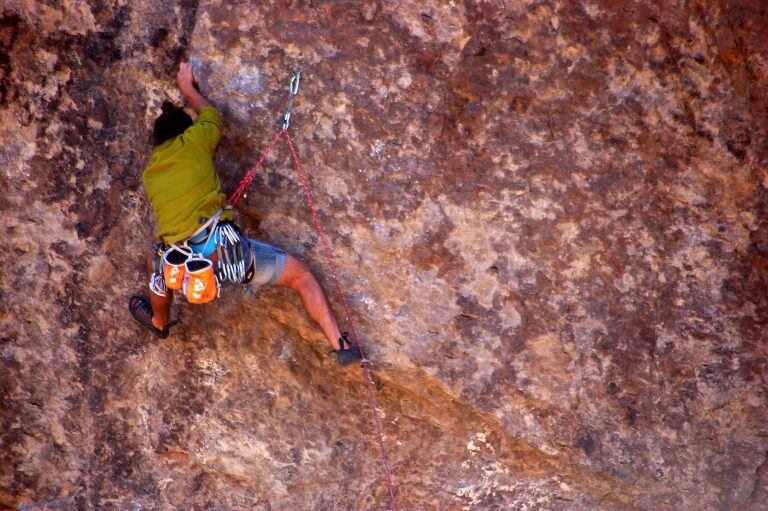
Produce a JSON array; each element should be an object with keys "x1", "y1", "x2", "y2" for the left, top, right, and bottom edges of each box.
[
  {"x1": 226, "y1": 72, "x2": 400, "y2": 511},
  {"x1": 149, "y1": 209, "x2": 251, "y2": 304}
]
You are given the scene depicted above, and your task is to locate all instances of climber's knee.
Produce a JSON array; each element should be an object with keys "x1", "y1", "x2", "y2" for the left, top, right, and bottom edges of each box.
[{"x1": 276, "y1": 254, "x2": 314, "y2": 291}]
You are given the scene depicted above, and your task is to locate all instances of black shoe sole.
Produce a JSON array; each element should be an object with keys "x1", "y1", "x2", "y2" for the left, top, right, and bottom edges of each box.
[{"x1": 128, "y1": 295, "x2": 169, "y2": 339}]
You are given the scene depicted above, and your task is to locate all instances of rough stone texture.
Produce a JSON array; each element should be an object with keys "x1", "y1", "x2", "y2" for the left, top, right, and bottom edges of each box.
[{"x1": 2, "y1": 1, "x2": 768, "y2": 510}]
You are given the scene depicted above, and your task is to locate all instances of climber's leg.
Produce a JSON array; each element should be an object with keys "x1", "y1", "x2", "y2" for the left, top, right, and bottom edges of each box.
[
  {"x1": 246, "y1": 239, "x2": 361, "y2": 365},
  {"x1": 276, "y1": 254, "x2": 345, "y2": 350},
  {"x1": 149, "y1": 286, "x2": 173, "y2": 330},
  {"x1": 145, "y1": 252, "x2": 172, "y2": 330}
]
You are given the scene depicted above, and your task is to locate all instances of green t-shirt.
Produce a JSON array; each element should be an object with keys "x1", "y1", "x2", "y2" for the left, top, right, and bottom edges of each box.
[{"x1": 142, "y1": 107, "x2": 234, "y2": 244}]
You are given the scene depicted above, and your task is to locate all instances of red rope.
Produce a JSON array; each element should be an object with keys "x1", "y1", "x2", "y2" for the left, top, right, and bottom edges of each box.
[
  {"x1": 285, "y1": 130, "x2": 400, "y2": 511},
  {"x1": 227, "y1": 129, "x2": 285, "y2": 207}
]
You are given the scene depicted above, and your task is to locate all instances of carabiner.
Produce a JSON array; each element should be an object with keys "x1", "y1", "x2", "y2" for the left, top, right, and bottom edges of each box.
[
  {"x1": 281, "y1": 71, "x2": 302, "y2": 131},
  {"x1": 289, "y1": 72, "x2": 301, "y2": 96}
]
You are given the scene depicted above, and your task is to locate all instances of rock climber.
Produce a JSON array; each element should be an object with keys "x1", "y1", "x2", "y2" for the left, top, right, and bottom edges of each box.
[{"x1": 128, "y1": 62, "x2": 363, "y2": 366}]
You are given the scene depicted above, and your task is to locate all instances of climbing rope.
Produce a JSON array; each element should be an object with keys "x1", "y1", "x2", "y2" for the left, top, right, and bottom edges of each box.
[
  {"x1": 227, "y1": 73, "x2": 400, "y2": 511},
  {"x1": 285, "y1": 131, "x2": 399, "y2": 510},
  {"x1": 227, "y1": 129, "x2": 284, "y2": 207}
]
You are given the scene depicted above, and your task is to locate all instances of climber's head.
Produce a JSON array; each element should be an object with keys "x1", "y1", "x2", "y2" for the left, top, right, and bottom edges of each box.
[{"x1": 153, "y1": 101, "x2": 193, "y2": 145}]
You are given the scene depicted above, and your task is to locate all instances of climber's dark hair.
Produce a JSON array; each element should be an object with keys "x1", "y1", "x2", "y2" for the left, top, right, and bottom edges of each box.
[{"x1": 153, "y1": 101, "x2": 193, "y2": 145}]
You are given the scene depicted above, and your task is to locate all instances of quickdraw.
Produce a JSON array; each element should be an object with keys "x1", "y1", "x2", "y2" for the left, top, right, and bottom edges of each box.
[{"x1": 227, "y1": 71, "x2": 301, "y2": 208}]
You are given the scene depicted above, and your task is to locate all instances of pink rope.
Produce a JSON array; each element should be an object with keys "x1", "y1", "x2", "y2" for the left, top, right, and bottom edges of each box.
[{"x1": 285, "y1": 130, "x2": 400, "y2": 511}]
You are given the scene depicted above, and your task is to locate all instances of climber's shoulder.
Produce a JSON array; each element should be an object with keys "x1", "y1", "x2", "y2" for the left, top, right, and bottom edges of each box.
[{"x1": 181, "y1": 107, "x2": 223, "y2": 153}]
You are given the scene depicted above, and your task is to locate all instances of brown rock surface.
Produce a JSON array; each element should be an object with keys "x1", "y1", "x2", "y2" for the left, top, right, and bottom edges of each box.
[{"x1": 2, "y1": 1, "x2": 768, "y2": 510}]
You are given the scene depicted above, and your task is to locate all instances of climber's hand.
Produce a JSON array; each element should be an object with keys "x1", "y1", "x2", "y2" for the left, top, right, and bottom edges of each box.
[
  {"x1": 176, "y1": 63, "x2": 195, "y2": 95},
  {"x1": 176, "y1": 62, "x2": 212, "y2": 114}
]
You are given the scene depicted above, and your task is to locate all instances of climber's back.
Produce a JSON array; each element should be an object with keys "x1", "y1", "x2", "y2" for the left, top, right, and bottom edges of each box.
[{"x1": 142, "y1": 101, "x2": 233, "y2": 244}]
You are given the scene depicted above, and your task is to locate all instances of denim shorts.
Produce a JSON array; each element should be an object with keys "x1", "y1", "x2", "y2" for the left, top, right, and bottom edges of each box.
[{"x1": 247, "y1": 238, "x2": 287, "y2": 286}]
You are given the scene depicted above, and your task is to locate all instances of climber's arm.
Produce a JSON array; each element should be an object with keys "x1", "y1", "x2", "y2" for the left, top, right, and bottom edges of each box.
[
  {"x1": 176, "y1": 62, "x2": 223, "y2": 151},
  {"x1": 177, "y1": 62, "x2": 212, "y2": 114}
]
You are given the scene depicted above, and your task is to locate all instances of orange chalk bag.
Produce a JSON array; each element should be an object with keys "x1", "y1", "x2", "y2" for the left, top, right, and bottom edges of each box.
[
  {"x1": 163, "y1": 246, "x2": 191, "y2": 291},
  {"x1": 159, "y1": 247, "x2": 219, "y2": 304},
  {"x1": 182, "y1": 257, "x2": 218, "y2": 304},
  {"x1": 155, "y1": 244, "x2": 219, "y2": 305}
]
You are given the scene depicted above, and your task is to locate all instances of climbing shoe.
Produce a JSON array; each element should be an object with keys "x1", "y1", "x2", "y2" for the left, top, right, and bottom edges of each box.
[
  {"x1": 337, "y1": 332, "x2": 363, "y2": 367},
  {"x1": 128, "y1": 295, "x2": 173, "y2": 339}
]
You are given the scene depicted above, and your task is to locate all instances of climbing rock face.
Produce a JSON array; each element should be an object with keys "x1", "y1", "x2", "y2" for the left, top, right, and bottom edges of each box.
[{"x1": 2, "y1": 0, "x2": 767, "y2": 509}]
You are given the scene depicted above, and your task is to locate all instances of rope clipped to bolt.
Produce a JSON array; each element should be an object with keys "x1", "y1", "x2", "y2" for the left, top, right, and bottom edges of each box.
[{"x1": 227, "y1": 73, "x2": 399, "y2": 511}]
